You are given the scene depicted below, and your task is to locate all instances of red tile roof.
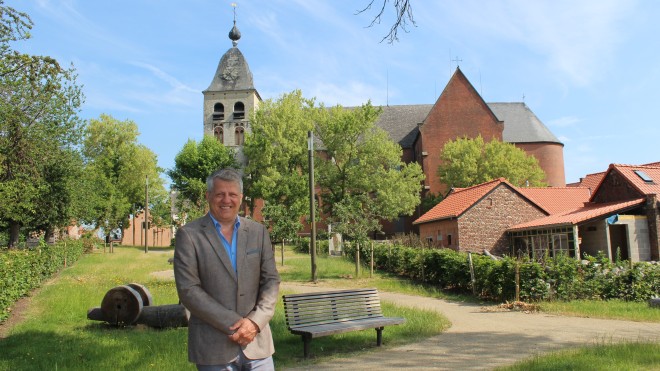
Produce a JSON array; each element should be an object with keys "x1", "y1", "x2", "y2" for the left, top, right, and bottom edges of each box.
[
  {"x1": 517, "y1": 187, "x2": 590, "y2": 214},
  {"x1": 566, "y1": 171, "x2": 605, "y2": 191},
  {"x1": 608, "y1": 163, "x2": 660, "y2": 197},
  {"x1": 508, "y1": 198, "x2": 645, "y2": 231},
  {"x1": 413, "y1": 178, "x2": 510, "y2": 224}
]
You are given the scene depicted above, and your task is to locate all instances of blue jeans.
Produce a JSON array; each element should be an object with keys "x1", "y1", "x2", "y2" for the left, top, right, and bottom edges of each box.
[{"x1": 196, "y1": 350, "x2": 274, "y2": 371}]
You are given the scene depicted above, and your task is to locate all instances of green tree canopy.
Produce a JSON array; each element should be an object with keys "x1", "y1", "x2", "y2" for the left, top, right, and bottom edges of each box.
[
  {"x1": 437, "y1": 135, "x2": 547, "y2": 188},
  {"x1": 81, "y1": 114, "x2": 166, "y2": 237},
  {"x1": 244, "y1": 91, "x2": 425, "y2": 241},
  {"x1": 0, "y1": 2, "x2": 84, "y2": 247},
  {"x1": 243, "y1": 90, "x2": 314, "y2": 240},
  {"x1": 168, "y1": 135, "x2": 239, "y2": 224},
  {"x1": 315, "y1": 102, "x2": 424, "y2": 240}
]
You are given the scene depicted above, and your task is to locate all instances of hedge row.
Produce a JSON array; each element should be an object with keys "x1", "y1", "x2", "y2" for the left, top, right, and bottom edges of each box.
[
  {"x1": 344, "y1": 242, "x2": 660, "y2": 302},
  {"x1": 0, "y1": 239, "x2": 86, "y2": 322}
]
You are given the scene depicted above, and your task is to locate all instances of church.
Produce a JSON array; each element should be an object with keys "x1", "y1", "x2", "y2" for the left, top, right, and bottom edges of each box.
[{"x1": 203, "y1": 20, "x2": 566, "y2": 236}]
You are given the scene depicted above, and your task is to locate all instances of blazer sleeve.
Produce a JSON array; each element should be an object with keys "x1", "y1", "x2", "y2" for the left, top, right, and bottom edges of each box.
[
  {"x1": 245, "y1": 223, "x2": 280, "y2": 331},
  {"x1": 173, "y1": 225, "x2": 242, "y2": 333}
]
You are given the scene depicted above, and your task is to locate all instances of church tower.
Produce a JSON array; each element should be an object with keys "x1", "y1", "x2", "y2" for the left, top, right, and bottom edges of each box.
[{"x1": 203, "y1": 7, "x2": 260, "y2": 165}]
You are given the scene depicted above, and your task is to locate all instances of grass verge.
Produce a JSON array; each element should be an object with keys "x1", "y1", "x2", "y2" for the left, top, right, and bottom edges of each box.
[
  {"x1": 0, "y1": 245, "x2": 449, "y2": 370},
  {"x1": 498, "y1": 341, "x2": 660, "y2": 371}
]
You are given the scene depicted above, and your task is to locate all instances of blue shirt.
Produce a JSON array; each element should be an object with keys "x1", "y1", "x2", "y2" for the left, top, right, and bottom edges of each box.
[{"x1": 208, "y1": 214, "x2": 241, "y2": 272}]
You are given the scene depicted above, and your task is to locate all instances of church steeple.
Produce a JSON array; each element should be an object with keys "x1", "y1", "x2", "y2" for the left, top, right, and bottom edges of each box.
[{"x1": 202, "y1": 3, "x2": 261, "y2": 166}]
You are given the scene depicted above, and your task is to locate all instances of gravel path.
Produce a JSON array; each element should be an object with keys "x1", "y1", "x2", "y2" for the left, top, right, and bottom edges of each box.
[{"x1": 281, "y1": 283, "x2": 660, "y2": 370}]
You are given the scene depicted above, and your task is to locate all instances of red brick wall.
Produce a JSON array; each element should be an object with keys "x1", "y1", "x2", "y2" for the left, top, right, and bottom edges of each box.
[
  {"x1": 591, "y1": 171, "x2": 644, "y2": 203},
  {"x1": 122, "y1": 211, "x2": 173, "y2": 247},
  {"x1": 457, "y1": 185, "x2": 546, "y2": 254},
  {"x1": 420, "y1": 69, "x2": 504, "y2": 195},
  {"x1": 418, "y1": 219, "x2": 459, "y2": 249},
  {"x1": 514, "y1": 142, "x2": 566, "y2": 187}
]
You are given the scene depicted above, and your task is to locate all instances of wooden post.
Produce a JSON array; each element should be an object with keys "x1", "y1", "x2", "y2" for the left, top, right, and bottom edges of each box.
[
  {"x1": 370, "y1": 241, "x2": 374, "y2": 278},
  {"x1": 468, "y1": 252, "x2": 476, "y2": 296},
  {"x1": 281, "y1": 240, "x2": 285, "y2": 266},
  {"x1": 355, "y1": 242, "x2": 360, "y2": 278},
  {"x1": 515, "y1": 260, "x2": 520, "y2": 302}
]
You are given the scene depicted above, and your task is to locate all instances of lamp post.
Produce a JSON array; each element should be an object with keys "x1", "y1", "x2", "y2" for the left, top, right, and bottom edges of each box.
[
  {"x1": 308, "y1": 131, "x2": 317, "y2": 282},
  {"x1": 144, "y1": 175, "x2": 149, "y2": 253}
]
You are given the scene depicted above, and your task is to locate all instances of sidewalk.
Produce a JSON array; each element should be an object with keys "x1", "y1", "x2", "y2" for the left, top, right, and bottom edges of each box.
[{"x1": 281, "y1": 283, "x2": 660, "y2": 370}]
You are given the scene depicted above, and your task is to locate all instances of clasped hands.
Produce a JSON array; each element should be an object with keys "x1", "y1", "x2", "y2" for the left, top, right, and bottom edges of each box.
[{"x1": 228, "y1": 318, "x2": 258, "y2": 347}]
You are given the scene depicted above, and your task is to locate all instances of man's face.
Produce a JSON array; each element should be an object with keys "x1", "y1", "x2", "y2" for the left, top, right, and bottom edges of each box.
[{"x1": 206, "y1": 178, "x2": 243, "y2": 224}]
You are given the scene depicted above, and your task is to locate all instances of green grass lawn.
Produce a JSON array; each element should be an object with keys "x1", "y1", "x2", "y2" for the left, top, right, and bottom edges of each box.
[
  {"x1": 498, "y1": 341, "x2": 660, "y2": 371},
  {"x1": 0, "y1": 245, "x2": 449, "y2": 370}
]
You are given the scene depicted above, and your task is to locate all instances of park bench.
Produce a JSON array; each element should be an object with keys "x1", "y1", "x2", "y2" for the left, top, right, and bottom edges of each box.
[{"x1": 282, "y1": 288, "x2": 405, "y2": 359}]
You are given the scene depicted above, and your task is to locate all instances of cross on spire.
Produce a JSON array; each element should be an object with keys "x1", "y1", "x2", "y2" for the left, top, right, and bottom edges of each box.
[{"x1": 452, "y1": 56, "x2": 463, "y2": 67}]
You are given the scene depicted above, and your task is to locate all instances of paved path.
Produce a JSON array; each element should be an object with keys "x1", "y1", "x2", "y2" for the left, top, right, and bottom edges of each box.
[{"x1": 281, "y1": 283, "x2": 660, "y2": 370}]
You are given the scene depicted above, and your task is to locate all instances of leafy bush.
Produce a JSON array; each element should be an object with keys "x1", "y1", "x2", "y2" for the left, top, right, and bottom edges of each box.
[
  {"x1": 365, "y1": 243, "x2": 659, "y2": 303},
  {"x1": 0, "y1": 239, "x2": 85, "y2": 322}
]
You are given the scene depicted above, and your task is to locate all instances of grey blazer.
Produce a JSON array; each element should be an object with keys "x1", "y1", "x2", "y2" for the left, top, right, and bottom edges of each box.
[{"x1": 173, "y1": 214, "x2": 280, "y2": 365}]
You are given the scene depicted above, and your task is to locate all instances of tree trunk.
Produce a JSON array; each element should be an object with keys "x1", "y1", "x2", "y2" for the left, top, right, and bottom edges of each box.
[
  {"x1": 8, "y1": 221, "x2": 20, "y2": 249},
  {"x1": 45, "y1": 228, "x2": 55, "y2": 244}
]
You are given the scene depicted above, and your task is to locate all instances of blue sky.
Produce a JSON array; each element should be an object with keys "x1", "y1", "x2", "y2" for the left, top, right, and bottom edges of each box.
[{"x1": 12, "y1": 0, "x2": 660, "y2": 185}]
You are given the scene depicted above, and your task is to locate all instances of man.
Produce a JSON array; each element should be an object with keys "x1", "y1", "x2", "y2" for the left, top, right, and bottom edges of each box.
[{"x1": 174, "y1": 168, "x2": 280, "y2": 370}]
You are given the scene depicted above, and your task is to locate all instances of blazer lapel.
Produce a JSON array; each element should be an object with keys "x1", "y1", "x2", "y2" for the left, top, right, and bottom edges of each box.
[
  {"x1": 236, "y1": 218, "x2": 250, "y2": 281},
  {"x1": 201, "y1": 214, "x2": 237, "y2": 281}
]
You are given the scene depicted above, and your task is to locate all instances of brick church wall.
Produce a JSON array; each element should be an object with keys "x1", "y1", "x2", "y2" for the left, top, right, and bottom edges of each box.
[{"x1": 419, "y1": 69, "x2": 503, "y2": 195}]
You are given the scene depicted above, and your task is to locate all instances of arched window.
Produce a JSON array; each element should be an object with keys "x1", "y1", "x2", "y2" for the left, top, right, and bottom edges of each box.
[
  {"x1": 234, "y1": 101, "x2": 245, "y2": 119},
  {"x1": 235, "y1": 126, "x2": 244, "y2": 145},
  {"x1": 214, "y1": 126, "x2": 223, "y2": 143},
  {"x1": 213, "y1": 103, "x2": 224, "y2": 120}
]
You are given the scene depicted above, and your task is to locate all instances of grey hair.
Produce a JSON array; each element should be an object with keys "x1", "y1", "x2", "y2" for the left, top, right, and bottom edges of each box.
[{"x1": 206, "y1": 168, "x2": 243, "y2": 193}]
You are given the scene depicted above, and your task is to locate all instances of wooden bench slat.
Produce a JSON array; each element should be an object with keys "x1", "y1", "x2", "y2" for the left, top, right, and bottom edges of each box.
[{"x1": 282, "y1": 288, "x2": 406, "y2": 359}]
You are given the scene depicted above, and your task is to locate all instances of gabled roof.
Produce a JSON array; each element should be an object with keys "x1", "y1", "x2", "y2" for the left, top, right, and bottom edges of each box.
[
  {"x1": 413, "y1": 178, "x2": 503, "y2": 224},
  {"x1": 567, "y1": 171, "x2": 604, "y2": 190},
  {"x1": 606, "y1": 163, "x2": 660, "y2": 197},
  {"x1": 517, "y1": 187, "x2": 591, "y2": 214},
  {"x1": 414, "y1": 178, "x2": 530, "y2": 225},
  {"x1": 508, "y1": 198, "x2": 645, "y2": 231}
]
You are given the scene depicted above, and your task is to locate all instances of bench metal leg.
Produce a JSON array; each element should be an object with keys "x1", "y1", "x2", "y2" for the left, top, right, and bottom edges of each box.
[
  {"x1": 303, "y1": 334, "x2": 312, "y2": 359},
  {"x1": 376, "y1": 327, "x2": 384, "y2": 346}
]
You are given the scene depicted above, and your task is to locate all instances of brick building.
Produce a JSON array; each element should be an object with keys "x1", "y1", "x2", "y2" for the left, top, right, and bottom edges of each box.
[{"x1": 416, "y1": 163, "x2": 660, "y2": 262}]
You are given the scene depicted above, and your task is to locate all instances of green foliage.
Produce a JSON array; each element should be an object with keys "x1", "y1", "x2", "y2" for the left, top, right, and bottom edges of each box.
[
  {"x1": 366, "y1": 243, "x2": 659, "y2": 303},
  {"x1": 0, "y1": 2, "x2": 85, "y2": 247},
  {"x1": 168, "y1": 135, "x2": 239, "y2": 223},
  {"x1": 245, "y1": 90, "x2": 424, "y2": 241},
  {"x1": 315, "y1": 101, "x2": 425, "y2": 240},
  {"x1": 243, "y1": 90, "x2": 314, "y2": 237},
  {"x1": 437, "y1": 135, "x2": 547, "y2": 188},
  {"x1": 82, "y1": 114, "x2": 167, "y2": 235},
  {"x1": 0, "y1": 239, "x2": 85, "y2": 321}
]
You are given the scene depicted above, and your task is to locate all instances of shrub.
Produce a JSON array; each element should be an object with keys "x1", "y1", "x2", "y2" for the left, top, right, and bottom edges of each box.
[{"x1": 0, "y1": 239, "x2": 85, "y2": 322}]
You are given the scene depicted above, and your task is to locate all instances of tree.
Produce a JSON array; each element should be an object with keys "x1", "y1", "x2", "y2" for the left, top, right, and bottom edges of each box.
[
  {"x1": 437, "y1": 135, "x2": 547, "y2": 188},
  {"x1": 82, "y1": 114, "x2": 166, "y2": 239},
  {"x1": 357, "y1": 0, "x2": 415, "y2": 43},
  {"x1": 243, "y1": 90, "x2": 314, "y2": 237},
  {"x1": 314, "y1": 102, "x2": 425, "y2": 241},
  {"x1": 0, "y1": 2, "x2": 84, "y2": 248},
  {"x1": 168, "y1": 135, "x2": 239, "y2": 224}
]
